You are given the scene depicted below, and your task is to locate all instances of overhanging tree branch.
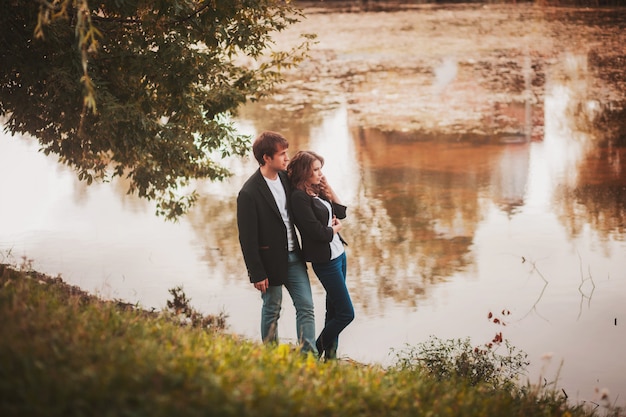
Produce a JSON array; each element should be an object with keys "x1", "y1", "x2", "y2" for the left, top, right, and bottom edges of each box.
[{"x1": 1, "y1": 0, "x2": 313, "y2": 219}]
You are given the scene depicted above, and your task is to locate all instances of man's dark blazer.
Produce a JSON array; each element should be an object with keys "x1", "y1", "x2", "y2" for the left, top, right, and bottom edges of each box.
[{"x1": 237, "y1": 169, "x2": 302, "y2": 286}]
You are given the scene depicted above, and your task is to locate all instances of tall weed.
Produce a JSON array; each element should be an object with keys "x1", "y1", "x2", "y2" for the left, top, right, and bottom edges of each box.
[{"x1": 392, "y1": 335, "x2": 529, "y2": 391}]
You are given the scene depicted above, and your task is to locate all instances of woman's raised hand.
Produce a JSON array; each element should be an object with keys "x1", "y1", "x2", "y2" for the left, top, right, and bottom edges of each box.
[{"x1": 320, "y1": 176, "x2": 341, "y2": 203}]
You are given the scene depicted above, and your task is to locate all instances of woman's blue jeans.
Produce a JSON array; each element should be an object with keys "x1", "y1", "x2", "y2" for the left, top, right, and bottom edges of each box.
[
  {"x1": 312, "y1": 252, "x2": 354, "y2": 359},
  {"x1": 261, "y1": 251, "x2": 317, "y2": 355}
]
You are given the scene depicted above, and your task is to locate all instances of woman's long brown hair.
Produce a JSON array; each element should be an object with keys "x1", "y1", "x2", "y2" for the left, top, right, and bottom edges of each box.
[{"x1": 287, "y1": 151, "x2": 327, "y2": 198}]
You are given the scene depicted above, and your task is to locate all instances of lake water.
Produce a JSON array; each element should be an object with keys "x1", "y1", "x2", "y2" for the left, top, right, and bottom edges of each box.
[{"x1": 2, "y1": 70, "x2": 625, "y2": 409}]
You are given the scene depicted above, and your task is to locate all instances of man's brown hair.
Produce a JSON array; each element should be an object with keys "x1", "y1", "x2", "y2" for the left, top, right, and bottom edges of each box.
[{"x1": 252, "y1": 131, "x2": 289, "y2": 166}]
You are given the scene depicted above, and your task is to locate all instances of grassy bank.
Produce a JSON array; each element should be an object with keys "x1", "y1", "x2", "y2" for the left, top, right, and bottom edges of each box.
[{"x1": 0, "y1": 265, "x2": 620, "y2": 417}]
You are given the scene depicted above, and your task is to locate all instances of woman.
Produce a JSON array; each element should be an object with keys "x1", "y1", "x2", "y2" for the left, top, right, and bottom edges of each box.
[{"x1": 287, "y1": 151, "x2": 354, "y2": 360}]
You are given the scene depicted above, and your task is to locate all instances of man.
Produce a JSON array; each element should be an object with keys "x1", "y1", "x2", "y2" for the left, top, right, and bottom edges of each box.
[{"x1": 236, "y1": 131, "x2": 317, "y2": 354}]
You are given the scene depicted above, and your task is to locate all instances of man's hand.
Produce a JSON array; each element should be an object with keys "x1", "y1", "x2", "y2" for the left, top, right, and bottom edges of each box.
[{"x1": 254, "y1": 278, "x2": 269, "y2": 293}]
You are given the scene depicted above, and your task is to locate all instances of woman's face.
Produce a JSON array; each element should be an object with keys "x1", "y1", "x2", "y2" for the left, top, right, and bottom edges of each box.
[{"x1": 307, "y1": 159, "x2": 323, "y2": 185}]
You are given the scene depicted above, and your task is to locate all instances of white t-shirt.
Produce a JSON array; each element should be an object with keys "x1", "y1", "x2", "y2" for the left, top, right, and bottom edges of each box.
[
  {"x1": 264, "y1": 175, "x2": 296, "y2": 251},
  {"x1": 315, "y1": 196, "x2": 345, "y2": 260}
]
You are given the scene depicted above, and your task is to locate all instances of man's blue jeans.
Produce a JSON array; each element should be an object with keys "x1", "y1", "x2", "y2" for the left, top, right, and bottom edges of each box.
[
  {"x1": 312, "y1": 252, "x2": 354, "y2": 359},
  {"x1": 261, "y1": 251, "x2": 317, "y2": 354}
]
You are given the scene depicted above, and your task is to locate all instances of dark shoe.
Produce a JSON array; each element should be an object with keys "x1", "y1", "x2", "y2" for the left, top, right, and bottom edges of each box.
[
  {"x1": 325, "y1": 346, "x2": 337, "y2": 360},
  {"x1": 315, "y1": 338, "x2": 324, "y2": 359}
]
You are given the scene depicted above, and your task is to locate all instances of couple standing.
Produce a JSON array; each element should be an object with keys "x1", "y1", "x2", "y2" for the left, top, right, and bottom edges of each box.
[{"x1": 237, "y1": 131, "x2": 354, "y2": 359}]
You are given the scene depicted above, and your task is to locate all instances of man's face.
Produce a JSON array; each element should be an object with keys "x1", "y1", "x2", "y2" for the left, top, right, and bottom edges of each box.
[{"x1": 264, "y1": 146, "x2": 289, "y2": 172}]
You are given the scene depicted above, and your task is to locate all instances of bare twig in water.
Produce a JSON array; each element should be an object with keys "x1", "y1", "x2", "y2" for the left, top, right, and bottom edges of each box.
[
  {"x1": 520, "y1": 256, "x2": 550, "y2": 322},
  {"x1": 576, "y1": 251, "x2": 596, "y2": 321}
]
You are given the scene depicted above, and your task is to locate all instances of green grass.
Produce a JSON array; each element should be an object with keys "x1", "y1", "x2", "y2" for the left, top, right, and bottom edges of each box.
[{"x1": 0, "y1": 264, "x2": 622, "y2": 417}]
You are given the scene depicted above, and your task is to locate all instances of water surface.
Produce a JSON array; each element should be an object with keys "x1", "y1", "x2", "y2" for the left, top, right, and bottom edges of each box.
[{"x1": 2, "y1": 62, "x2": 626, "y2": 410}]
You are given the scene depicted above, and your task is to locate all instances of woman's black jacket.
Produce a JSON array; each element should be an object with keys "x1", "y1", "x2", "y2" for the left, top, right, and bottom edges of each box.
[{"x1": 290, "y1": 189, "x2": 347, "y2": 264}]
